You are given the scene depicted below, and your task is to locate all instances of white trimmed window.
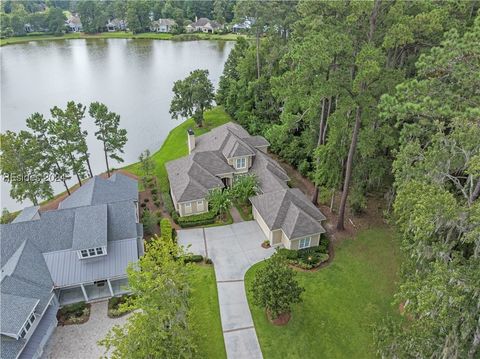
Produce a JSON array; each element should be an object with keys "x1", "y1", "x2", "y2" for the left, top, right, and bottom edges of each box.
[
  {"x1": 235, "y1": 157, "x2": 247, "y2": 169},
  {"x1": 299, "y1": 237, "x2": 311, "y2": 249},
  {"x1": 78, "y1": 246, "x2": 107, "y2": 259},
  {"x1": 197, "y1": 200, "x2": 204, "y2": 212},
  {"x1": 19, "y1": 313, "x2": 36, "y2": 339},
  {"x1": 184, "y1": 202, "x2": 192, "y2": 214}
]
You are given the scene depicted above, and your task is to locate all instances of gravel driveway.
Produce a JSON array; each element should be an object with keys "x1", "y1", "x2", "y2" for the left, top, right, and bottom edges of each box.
[
  {"x1": 178, "y1": 221, "x2": 275, "y2": 359},
  {"x1": 42, "y1": 301, "x2": 131, "y2": 359}
]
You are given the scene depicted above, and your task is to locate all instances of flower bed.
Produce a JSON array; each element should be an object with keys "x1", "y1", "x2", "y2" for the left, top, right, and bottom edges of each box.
[
  {"x1": 277, "y1": 237, "x2": 330, "y2": 270},
  {"x1": 108, "y1": 295, "x2": 134, "y2": 318},
  {"x1": 57, "y1": 302, "x2": 91, "y2": 325}
]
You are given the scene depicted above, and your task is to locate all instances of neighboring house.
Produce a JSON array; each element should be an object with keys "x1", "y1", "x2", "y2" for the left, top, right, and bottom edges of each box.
[
  {"x1": 0, "y1": 173, "x2": 143, "y2": 359},
  {"x1": 24, "y1": 23, "x2": 33, "y2": 33},
  {"x1": 185, "y1": 17, "x2": 223, "y2": 33},
  {"x1": 166, "y1": 123, "x2": 326, "y2": 248},
  {"x1": 106, "y1": 18, "x2": 127, "y2": 32},
  {"x1": 231, "y1": 18, "x2": 253, "y2": 33},
  {"x1": 65, "y1": 15, "x2": 82, "y2": 32},
  {"x1": 150, "y1": 18, "x2": 176, "y2": 33}
]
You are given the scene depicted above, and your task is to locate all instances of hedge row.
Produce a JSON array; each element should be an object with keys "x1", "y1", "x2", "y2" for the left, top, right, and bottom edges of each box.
[{"x1": 177, "y1": 211, "x2": 217, "y2": 228}]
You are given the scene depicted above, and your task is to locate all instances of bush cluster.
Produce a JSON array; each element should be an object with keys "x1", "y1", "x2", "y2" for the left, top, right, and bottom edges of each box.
[
  {"x1": 277, "y1": 238, "x2": 330, "y2": 269},
  {"x1": 177, "y1": 211, "x2": 216, "y2": 228},
  {"x1": 162, "y1": 191, "x2": 175, "y2": 215},
  {"x1": 184, "y1": 254, "x2": 204, "y2": 263}
]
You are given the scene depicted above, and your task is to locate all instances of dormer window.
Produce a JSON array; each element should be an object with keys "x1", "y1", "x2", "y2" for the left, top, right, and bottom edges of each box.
[
  {"x1": 19, "y1": 313, "x2": 36, "y2": 339},
  {"x1": 235, "y1": 157, "x2": 247, "y2": 169},
  {"x1": 78, "y1": 246, "x2": 107, "y2": 259}
]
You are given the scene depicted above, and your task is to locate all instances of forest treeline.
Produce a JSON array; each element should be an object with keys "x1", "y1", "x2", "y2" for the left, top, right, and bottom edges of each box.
[{"x1": 218, "y1": 1, "x2": 480, "y2": 357}]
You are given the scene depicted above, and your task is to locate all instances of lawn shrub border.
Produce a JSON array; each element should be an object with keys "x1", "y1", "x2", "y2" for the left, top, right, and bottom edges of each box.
[{"x1": 177, "y1": 211, "x2": 217, "y2": 228}]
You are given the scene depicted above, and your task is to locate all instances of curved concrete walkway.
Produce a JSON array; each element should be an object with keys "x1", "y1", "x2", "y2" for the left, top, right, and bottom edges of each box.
[{"x1": 178, "y1": 221, "x2": 275, "y2": 359}]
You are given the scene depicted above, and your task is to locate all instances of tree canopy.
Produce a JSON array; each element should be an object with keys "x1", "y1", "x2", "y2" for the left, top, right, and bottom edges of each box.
[{"x1": 170, "y1": 69, "x2": 215, "y2": 127}]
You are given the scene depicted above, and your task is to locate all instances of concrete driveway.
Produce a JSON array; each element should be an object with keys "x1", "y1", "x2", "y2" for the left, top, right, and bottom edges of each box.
[{"x1": 178, "y1": 221, "x2": 275, "y2": 359}]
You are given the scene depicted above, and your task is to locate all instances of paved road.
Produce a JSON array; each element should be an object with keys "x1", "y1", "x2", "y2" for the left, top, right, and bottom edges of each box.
[{"x1": 178, "y1": 221, "x2": 275, "y2": 359}]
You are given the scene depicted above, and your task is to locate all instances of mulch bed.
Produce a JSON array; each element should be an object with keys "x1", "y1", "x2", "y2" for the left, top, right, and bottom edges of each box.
[
  {"x1": 267, "y1": 311, "x2": 291, "y2": 326},
  {"x1": 57, "y1": 303, "x2": 91, "y2": 326}
]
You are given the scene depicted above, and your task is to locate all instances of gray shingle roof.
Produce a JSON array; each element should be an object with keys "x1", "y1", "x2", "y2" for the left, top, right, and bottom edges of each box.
[
  {"x1": 1, "y1": 335, "x2": 26, "y2": 359},
  {"x1": 250, "y1": 151, "x2": 290, "y2": 193},
  {"x1": 250, "y1": 188, "x2": 326, "y2": 239},
  {"x1": 72, "y1": 204, "x2": 108, "y2": 250},
  {"x1": 12, "y1": 206, "x2": 40, "y2": 223},
  {"x1": 1, "y1": 294, "x2": 38, "y2": 336},
  {"x1": 1, "y1": 174, "x2": 140, "y2": 356},
  {"x1": 58, "y1": 173, "x2": 138, "y2": 210},
  {"x1": 166, "y1": 155, "x2": 225, "y2": 202}
]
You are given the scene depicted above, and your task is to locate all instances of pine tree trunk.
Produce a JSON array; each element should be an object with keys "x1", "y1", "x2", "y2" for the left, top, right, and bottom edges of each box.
[
  {"x1": 62, "y1": 180, "x2": 71, "y2": 195},
  {"x1": 104, "y1": 142, "x2": 111, "y2": 177},
  {"x1": 470, "y1": 179, "x2": 480, "y2": 204},
  {"x1": 312, "y1": 98, "x2": 327, "y2": 205},
  {"x1": 69, "y1": 154, "x2": 82, "y2": 187},
  {"x1": 337, "y1": 106, "x2": 362, "y2": 230},
  {"x1": 85, "y1": 156, "x2": 93, "y2": 178},
  {"x1": 255, "y1": 28, "x2": 261, "y2": 79}
]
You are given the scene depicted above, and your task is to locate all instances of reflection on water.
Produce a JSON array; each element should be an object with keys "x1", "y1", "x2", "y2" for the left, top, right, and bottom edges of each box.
[{"x1": 0, "y1": 38, "x2": 234, "y2": 210}]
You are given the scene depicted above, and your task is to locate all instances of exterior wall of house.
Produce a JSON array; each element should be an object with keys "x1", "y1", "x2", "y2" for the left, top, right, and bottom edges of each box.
[
  {"x1": 228, "y1": 155, "x2": 253, "y2": 173},
  {"x1": 271, "y1": 229, "x2": 282, "y2": 246},
  {"x1": 170, "y1": 189, "x2": 179, "y2": 211},
  {"x1": 252, "y1": 205, "x2": 272, "y2": 242},
  {"x1": 287, "y1": 233, "x2": 321, "y2": 250},
  {"x1": 178, "y1": 199, "x2": 208, "y2": 217}
]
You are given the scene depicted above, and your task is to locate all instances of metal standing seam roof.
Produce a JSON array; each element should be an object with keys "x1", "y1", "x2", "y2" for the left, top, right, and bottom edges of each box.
[{"x1": 42, "y1": 238, "x2": 138, "y2": 288}]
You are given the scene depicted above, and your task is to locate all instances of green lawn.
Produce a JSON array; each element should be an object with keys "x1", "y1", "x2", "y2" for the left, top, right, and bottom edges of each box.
[
  {"x1": 0, "y1": 31, "x2": 243, "y2": 46},
  {"x1": 189, "y1": 264, "x2": 226, "y2": 359},
  {"x1": 245, "y1": 228, "x2": 401, "y2": 359},
  {"x1": 124, "y1": 106, "x2": 232, "y2": 192}
]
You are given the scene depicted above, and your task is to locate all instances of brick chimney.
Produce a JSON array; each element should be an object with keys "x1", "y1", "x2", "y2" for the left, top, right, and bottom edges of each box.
[{"x1": 187, "y1": 128, "x2": 195, "y2": 153}]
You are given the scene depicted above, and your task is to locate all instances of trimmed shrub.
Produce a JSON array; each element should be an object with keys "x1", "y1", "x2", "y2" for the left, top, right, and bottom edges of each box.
[
  {"x1": 140, "y1": 203, "x2": 146, "y2": 208},
  {"x1": 154, "y1": 201, "x2": 161, "y2": 208},
  {"x1": 172, "y1": 211, "x2": 179, "y2": 224},
  {"x1": 144, "y1": 198, "x2": 149, "y2": 203},
  {"x1": 184, "y1": 254, "x2": 203, "y2": 263},
  {"x1": 160, "y1": 218, "x2": 172, "y2": 241},
  {"x1": 177, "y1": 211, "x2": 216, "y2": 228},
  {"x1": 162, "y1": 192, "x2": 175, "y2": 215},
  {"x1": 152, "y1": 194, "x2": 159, "y2": 201},
  {"x1": 151, "y1": 188, "x2": 158, "y2": 195}
]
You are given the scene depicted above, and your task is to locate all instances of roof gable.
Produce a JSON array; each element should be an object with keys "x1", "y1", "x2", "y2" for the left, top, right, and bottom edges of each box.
[{"x1": 72, "y1": 204, "x2": 108, "y2": 250}]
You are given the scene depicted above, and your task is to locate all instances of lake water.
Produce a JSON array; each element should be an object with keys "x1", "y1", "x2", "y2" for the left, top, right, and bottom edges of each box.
[{"x1": 0, "y1": 39, "x2": 234, "y2": 211}]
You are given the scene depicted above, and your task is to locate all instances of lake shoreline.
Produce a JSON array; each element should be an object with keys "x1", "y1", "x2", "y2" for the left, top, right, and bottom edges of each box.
[{"x1": 0, "y1": 31, "x2": 244, "y2": 47}]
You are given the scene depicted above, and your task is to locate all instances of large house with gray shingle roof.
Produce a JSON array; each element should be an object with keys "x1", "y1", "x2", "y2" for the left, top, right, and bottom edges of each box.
[
  {"x1": 166, "y1": 122, "x2": 326, "y2": 249},
  {"x1": 0, "y1": 173, "x2": 143, "y2": 359}
]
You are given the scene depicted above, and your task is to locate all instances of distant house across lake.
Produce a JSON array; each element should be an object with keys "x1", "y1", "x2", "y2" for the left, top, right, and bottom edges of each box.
[
  {"x1": 65, "y1": 15, "x2": 82, "y2": 32},
  {"x1": 186, "y1": 17, "x2": 223, "y2": 33},
  {"x1": 150, "y1": 18, "x2": 176, "y2": 33},
  {"x1": 106, "y1": 19, "x2": 127, "y2": 32}
]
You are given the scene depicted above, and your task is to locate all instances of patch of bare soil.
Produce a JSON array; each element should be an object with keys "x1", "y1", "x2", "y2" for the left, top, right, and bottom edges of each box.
[
  {"x1": 268, "y1": 152, "x2": 388, "y2": 244},
  {"x1": 267, "y1": 311, "x2": 291, "y2": 326}
]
